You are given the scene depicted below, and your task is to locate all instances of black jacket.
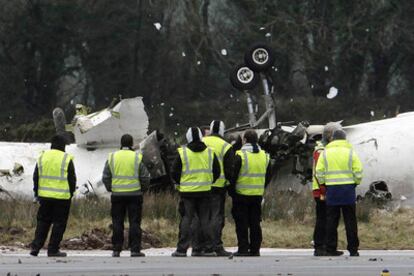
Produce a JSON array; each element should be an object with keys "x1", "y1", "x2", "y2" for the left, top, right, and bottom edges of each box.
[
  {"x1": 33, "y1": 160, "x2": 77, "y2": 201},
  {"x1": 170, "y1": 140, "x2": 220, "y2": 197},
  {"x1": 228, "y1": 143, "x2": 272, "y2": 200}
]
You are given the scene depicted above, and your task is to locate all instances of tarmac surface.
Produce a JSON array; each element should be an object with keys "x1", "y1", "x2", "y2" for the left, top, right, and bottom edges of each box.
[{"x1": 1, "y1": 248, "x2": 414, "y2": 275}]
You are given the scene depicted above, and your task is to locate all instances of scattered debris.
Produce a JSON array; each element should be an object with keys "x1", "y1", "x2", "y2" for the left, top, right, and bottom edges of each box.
[
  {"x1": 265, "y1": 33, "x2": 271, "y2": 37},
  {"x1": 401, "y1": 195, "x2": 407, "y2": 201},
  {"x1": 12, "y1": 163, "x2": 24, "y2": 175},
  {"x1": 221, "y1": 49, "x2": 228, "y2": 56},
  {"x1": 0, "y1": 227, "x2": 24, "y2": 236},
  {"x1": 0, "y1": 169, "x2": 11, "y2": 177},
  {"x1": 361, "y1": 181, "x2": 392, "y2": 205},
  {"x1": 61, "y1": 228, "x2": 161, "y2": 250},
  {"x1": 18, "y1": 258, "x2": 22, "y2": 264},
  {"x1": 153, "y1": 22, "x2": 162, "y2": 30},
  {"x1": 327, "y1": 87, "x2": 338, "y2": 99}
]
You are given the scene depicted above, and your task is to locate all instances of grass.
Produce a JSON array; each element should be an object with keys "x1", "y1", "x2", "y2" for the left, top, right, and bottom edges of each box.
[{"x1": 1, "y1": 191, "x2": 414, "y2": 250}]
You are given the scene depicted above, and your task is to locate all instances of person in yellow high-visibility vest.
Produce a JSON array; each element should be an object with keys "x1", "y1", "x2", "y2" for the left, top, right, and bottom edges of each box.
[
  {"x1": 170, "y1": 127, "x2": 221, "y2": 257},
  {"x1": 316, "y1": 129, "x2": 363, "y2": 257},
  {"x1": 228, "y1": 129, "x2": 272, "y2": 257},
  {"x1": 30, "y1": 135, "x2": 76, "y2": 257},
  {"x1": 102, "y1": 134, "x2": 150, "y2": 257},
  {"x1": 201, "y1": 120, "x2": 234, "y2": 256},
  {"x1": 312, "y1": 122, "x2": 342, "y2": 257}
]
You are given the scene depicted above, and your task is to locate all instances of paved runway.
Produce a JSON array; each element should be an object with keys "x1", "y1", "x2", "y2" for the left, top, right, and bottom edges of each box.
[{"x1": 1, "y1": 248, "x2": 414, "y2": 275}]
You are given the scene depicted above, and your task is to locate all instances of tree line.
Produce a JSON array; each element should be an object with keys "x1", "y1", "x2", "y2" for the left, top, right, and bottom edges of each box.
[{"x1": 0, "y1": 0, "x2": 413, "y2": 141}]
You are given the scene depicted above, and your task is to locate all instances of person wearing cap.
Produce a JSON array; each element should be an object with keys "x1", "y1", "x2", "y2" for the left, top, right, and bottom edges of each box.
[
  {"x1": 30, "y1": 135, "x2": 76, "y2": 257},
  {"x1": 170, "y1": 127, "x2": 221, "y2": 257},
  {"x1": 229, "y1": 129, "x2": 272, "y2": 257},
  {"x1": 102, "y1": 134, "x2": 150, "y2": 257},
  {"x1": 202, "y1": 120, "x2": 234, "y2": 256},
  {"x1": 312, "y1": 123, "x2": 342, "y2": 256},
  {"x1": 315, "y1": 129, "x2": 363, "y2": 257}
]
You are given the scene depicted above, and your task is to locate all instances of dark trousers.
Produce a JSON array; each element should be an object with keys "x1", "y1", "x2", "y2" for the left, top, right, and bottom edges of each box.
[
  {"x1": 177, "y1": 200, "x2": 204, "y2": 252},
  {"x1": 326, "y1": 204, "x2": 359, "y2": 253},
  {"x1": 177, "y1": 196, "x2": 213, "y2": 253},
  {"x1": 313, "y1": 198, "x2": 326, "y2": 250},
  {"x1": 231, "y1": 196, "x2": 262, "y2": 254},
  {"x1": 111, "y1": 195, "x2": 143, "y2": 252},
  {"x1": 32, "y1": 199, "x2": 71, "y2": 253},
  {"x1": 210, "y1": 192, "x2": 226, "y2": 251}
]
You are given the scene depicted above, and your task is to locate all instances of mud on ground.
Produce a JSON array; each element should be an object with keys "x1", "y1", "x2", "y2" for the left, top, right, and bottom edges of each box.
[{"x1": 0, "y1": 226, "x2": 162, "y2": 251}]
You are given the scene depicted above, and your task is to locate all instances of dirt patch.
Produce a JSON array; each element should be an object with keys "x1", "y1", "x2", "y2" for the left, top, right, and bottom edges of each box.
[
  {"x1": 0, "y1": 227, "x2": 24, "y2": 236},
  {"x1": 61, "y1": 227, "x2": 162, "y2": 250}
]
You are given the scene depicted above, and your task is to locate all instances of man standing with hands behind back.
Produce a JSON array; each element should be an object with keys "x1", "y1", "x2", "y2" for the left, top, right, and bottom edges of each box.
[
  {"x1": 229, "y1": 129, "x2": 272, "y2": 257},
  {"x1": 102, "y1": 134, "x2": 150, "y2": 257}
]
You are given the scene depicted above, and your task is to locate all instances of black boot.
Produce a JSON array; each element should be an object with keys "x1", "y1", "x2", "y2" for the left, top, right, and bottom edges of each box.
[
  {"x1": 233, "y1": 251, "x2": 250, "y2": 257},
  {"x1": 171, "y1": 250, "x2": 187, "y2": 257},
  {"x1": 191, "y1": 250, "x2": 204, "y2": 257},
  {"x1": 313, "y1": 248, "x2": 326, "y2": 256},
  {"x1": 30, "y1": 249, "x2": 39, "y2": 257},
  {"x1": 131, "y1": 251, "x2": 145, "y2": 257},
  {"x1": 215, "y1": 248, "x2": 232, "y2": 257},
  {"x1": 350, "y1": 251, "x2": 359, "y2": 257},
  {"x1": 325, "y1": 250, "x2": 344, "y2": 256},
  {"x1": 47, "y1": 250, "x2": 67, "y2": 257}
]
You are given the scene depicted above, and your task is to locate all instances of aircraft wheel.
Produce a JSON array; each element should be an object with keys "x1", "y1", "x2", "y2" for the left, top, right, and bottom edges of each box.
[
  {"x1": 244, "y1": 43, "x2": 275, "y2": 72},
  {"x1": 229, "y1": 64, "x2": 260, "y2": 91}
]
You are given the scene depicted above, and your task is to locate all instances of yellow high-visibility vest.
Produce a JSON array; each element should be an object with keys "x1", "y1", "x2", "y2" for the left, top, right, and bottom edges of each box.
[
  {"x1": 315, "y1": 140, "x2": 363, "y2": 186},
  {"x1": 108, "y1": 150, "x2": 142, "y2": 194},
  {"x1": 38, "y1": 149, "x2": 73, "y2": 200},
  {"x1": 312, "y1": 141, "x2": 325, "y2": 191},
  {"x1": 235, "y1": 149, "x2": 269, "y2": 196},
  {"x1": 202, "y1": 136, "x2": 231, "y2": 188},
  {"x1": 178, "y1": 146, "x2": 213, "y2": 193}
]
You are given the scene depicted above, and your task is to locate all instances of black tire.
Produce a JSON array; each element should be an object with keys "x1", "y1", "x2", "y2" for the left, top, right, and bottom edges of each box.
[
  {"x1": 244, "y1": 43, "x2": 275, "y2": 72},
  {"x1": 229, "y1": 64, "x2": 260, "y2": 91}
]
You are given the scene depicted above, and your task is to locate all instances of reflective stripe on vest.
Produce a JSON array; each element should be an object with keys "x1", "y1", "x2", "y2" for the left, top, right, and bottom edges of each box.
[
  {"x1": 319, "y1": 149, "x2": 354, "y2": 185},
  {"x1": 203, "y1": 136, "x2": 231, "y2": 188},
  {"x1": 108, "y1": 150, "x2": 142, "y2": 194},
  {"x1": 235, "y1": 149, "x2": 269, "y2": 196},
  {"x1": 178, "y1": 146, "x2": 213, "y2": 193},
  {"x1": 312, "y1": 145, "x2": 324, "y2": 191},
  {"x1": 38, "y1": 149, "x2": 72, "y2": 200}
]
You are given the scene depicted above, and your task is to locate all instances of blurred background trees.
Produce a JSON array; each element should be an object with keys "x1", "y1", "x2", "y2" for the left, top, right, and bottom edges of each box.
[{"x1": 0, "y1": 0, "x2": 413, "y2": 141}]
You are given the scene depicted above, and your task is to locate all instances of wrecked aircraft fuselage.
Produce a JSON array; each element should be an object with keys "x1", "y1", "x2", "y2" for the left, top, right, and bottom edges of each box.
[
  {"x1": 250, "y1": 112, "x2": 414, "y2": 202},
  {"x1": 0, "y1": 97, "x2": 174, "y2": 199}
]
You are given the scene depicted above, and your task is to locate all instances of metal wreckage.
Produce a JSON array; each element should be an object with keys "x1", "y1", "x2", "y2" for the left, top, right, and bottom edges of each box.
[{"x1": 0, "y1": 44, "x2": 412, "y2": 205}]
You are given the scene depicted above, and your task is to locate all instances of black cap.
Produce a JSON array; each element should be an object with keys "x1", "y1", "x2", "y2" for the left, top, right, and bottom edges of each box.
[
  {"x1": 121, "y1": 134, "x2": 134, "y2": 149},
  {"x1": 51, "y1": 135, "x2": 67, "y2": 151}
]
